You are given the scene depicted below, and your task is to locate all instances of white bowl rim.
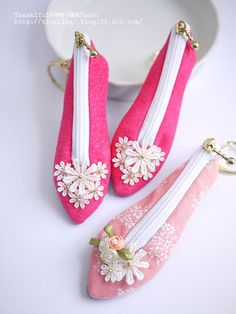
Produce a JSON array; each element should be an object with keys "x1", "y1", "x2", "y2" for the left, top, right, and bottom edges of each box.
[{"x1": 45, "y1": 0, "x2": 219, "y2": 87}]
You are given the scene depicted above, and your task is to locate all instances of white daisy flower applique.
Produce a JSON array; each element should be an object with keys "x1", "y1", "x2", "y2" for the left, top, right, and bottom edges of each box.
[
  {"x1": 69, "y1": 186, "x2": 90, "y2": 209},
  {"x1": 63, "y1": 160, "x2": 99, "y2": 192},
  {"x1": 54, "y1": 161, "x2": 71, "y2": 181},
  {"x1": 112, "y1": 137, "x2": 165, "y2": 185},
  {"x1": 121, "y1": 168, "x2": 141, "y2": 185},
  {"x1": 95, "y1": 161, "x2": 109, "y2": 179},
  {"x1": 57, "y1": 181, "x2": 70, "y2": 197},
  {"x1": 112, "y1": 152, "x2": 127, "y2": 171},
  {"x1": 100, "y1": 262, "x2": 124, "y2": 283},
  {"x1": 54, "y1": 159, "x2": 108, "y2": 209},
  {"x1": 125, "y1": 140, "x2": 162, "y2": 175},
  {"x1": 88, "y1": 181, "x2": 104, "y2": 200},
  {"x1": 115, "y1": 136, "x2": 133, "y2": 153},
  {"x1": 119, "y1": 246, "x2": 150, "y2": 286}
]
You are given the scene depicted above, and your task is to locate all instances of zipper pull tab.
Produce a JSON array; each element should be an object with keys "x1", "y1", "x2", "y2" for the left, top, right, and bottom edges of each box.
[
  {"x1": 176, "y1": 20, "x2": 199, "y2": 50},
  {"x1": 203, "y1": 138, "x2": 236, "y2": 166},
  {"x1": 74, "y1": 32, "x2": 98, "y2": 58}
]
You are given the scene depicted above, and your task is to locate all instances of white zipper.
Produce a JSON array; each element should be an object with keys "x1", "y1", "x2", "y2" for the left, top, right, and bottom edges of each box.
[
  {"x1": 137, "y1": 23, "x2": 191, "y2": 146},
  {"x1": 125, "y1": 146, "x2": 214, "y2": 250},
  {"x1": 72, "y1": 34, "x2": 91, "y2": 165}
]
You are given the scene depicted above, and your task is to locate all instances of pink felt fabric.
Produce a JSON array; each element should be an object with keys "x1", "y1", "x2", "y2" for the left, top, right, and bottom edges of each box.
[
  {"x1": 54, "y1": 42, "x2": 110, "y2": 224},
  {"x1": 88, "y1": 158, "x2": 218, "y2": 299},
  {"x1": 111, "y1": 34, "x2": 197, "y2": 196}
]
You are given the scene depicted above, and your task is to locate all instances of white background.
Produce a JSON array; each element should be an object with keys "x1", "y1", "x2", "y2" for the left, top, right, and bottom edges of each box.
[{"x1": 1, "y1": 1, "x2": 236, "y2": 314}]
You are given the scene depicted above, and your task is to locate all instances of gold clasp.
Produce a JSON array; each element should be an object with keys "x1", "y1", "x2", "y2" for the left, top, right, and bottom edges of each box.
[
  {"x1": 47, "y1": 31, "x2": 98, "y2": 91},
  {"x1": 176, "y1": 20, "x2": 199, "y2": 50},
  {"x1": 74, "y1": 32, "x2": 98, "y2": 57},
  {"x1": 203, "y1": 138, "x2": 236, "y2": 175}
]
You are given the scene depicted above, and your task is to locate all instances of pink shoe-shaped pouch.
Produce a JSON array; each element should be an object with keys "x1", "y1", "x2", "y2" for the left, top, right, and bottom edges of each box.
[
  {"x1": 111, "y1": 21, "x2": 198, "y2": 196},
  {"x1": 54, "y1": 32, "x2": 110, "y2": 224},
  {"x1": 88, "y1": 139, "x2": 225, "y2": 299}
]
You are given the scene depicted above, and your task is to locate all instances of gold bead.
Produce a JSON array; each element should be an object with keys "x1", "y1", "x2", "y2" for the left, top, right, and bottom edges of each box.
[
  {"x1": 191, "y1": 41, "x2": 199, "y2": 50},
  {"x1": 227, "y1": 157, "x2": 236, "y2": 165},
  {"x1": 90, "y1": 50, "x2": 98, "y2": 58},
  {"x1": 204, "y1": 138, "x2": 216, "y2": 152},
  {"x1": 178, "y1": 20, "x2": 186, "y2": 32}
]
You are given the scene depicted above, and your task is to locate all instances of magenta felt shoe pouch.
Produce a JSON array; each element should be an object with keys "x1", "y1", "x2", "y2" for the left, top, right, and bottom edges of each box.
[
  {"x1": 111, "y1": 21, "x2": 198, "y2": 196},
  {"x1": 87, "y1": 139, "x2": 228, "y2": 299},
  {"x1": 54, "y1": 33, "x2": 110, "y2": 224}
]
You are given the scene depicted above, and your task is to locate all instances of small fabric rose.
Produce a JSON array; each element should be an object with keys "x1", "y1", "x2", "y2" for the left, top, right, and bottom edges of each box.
[
  {"x1": 108, "y1": 235, "x2": 125, "y2": 251},
  {"x1": 99, "y1": 236, "x2": 110, "y2": 252},
  {"x1": 100, "y1": 249, "x2": 118, "y2": 264}
]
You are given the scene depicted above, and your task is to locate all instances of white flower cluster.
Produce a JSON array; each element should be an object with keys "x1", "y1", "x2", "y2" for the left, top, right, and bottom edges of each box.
[
  {"x1": 54, "y1": 160, "x2": 108, "y2": 209},
  {"x1": 112, "y1": 137, "x2": 165, "y2": 185},
  {"x1": 99, "y1": 236, "x2": 149, "y2": 286}
]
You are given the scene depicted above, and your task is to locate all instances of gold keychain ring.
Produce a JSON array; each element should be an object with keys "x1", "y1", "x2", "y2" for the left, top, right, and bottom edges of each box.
[{"x1": 47, "y1": 59, "x2": 71, "y2": 91}]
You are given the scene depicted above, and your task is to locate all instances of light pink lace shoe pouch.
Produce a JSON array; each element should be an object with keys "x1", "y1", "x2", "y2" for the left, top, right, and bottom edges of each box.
[{"x1": 88, "y1": 155, "x2": 218, "y2": 298}]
